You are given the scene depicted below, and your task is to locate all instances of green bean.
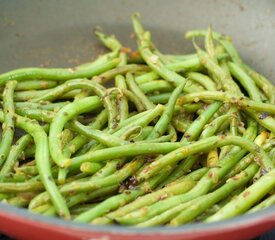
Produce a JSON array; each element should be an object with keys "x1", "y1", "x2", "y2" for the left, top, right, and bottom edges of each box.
[
  {"x1": 176, "y1": 91, "x2": 275, "y2": 114},
  {"x1": 126, "y1": 72, "x2": 155, "y2": 110},
  {"x1": 147, "y1": 92, "x2": 180, "y2": 104},
  {"x1": 64, "y1": 109, "x2": 108, "y2": 156},
  {"x1": 6, "y1": 195, "x2": 32, "y2": 207},
  {"x1": 80, "y1": 162, "x2": 104, "y2": 174},
  {"x1": 186, "y1": 72, "x2": 216, "y2": 91},
  {"x1": 138, "y1": 134, "x2": 273, "y2": 181},
  {"x1": 0, "y1": 134, "x2": 32, "y2": 175},
  {"x1": 74, "y1": 168, "x2": 172, "y2": 223},
  {"x1": 49, "y1": 96, "x2": 102, "y2": 168},
  {"x1": 115, "y1": 120, "x2": 257, "y2": 224},
  {"x1": 0, "y1": 181, "x2": 44, "y2": 193},
  {"x1": 122, "y1": 89, "x2": 145, "y2": 112},
  {"x1": 141, "y1": 163, "x2": 258, "y2": 227},
  {"x1": 139, "y1": 80, "x2": 173, "y2": 94},
  {"x1": 0, "y1": 175, "x2": 26, "y2": 183},
  {"x1": 15, "y1": 80, "x2": 58, "y2": 91},
  {"x1": 0, "y1": 193, "x2": 12, "y2": 200},
  {"x1": 12, "y1": 89, "x2": 81, "y2": 101},
  {"x1": 135, "y1": 71, "x2": 159, "y2": 84},
  {"x1": 206, "y1": 168, "x2": 275, "y2": 222},
  {"x1": 172, "y1": 163, "x2": 259, "y2": 225},
  {"x1": 186, "y1": 30, "x2": 275, "y2": 102},
  {"x1": 15, "y1": 115, "x2": 70, "y2": 219},
  {"x1": 15, "y1": 165, "x2": 38, "y2": 177},
  {"x1": 193, "y1": 42, "x2": 241, "y2": 94},
  {"x1": 30, "y1": 79, "x2": 118, "y2": 129},
  {"x1": 115, "y1": 75, "x2": 129, "y2": 122},
  {"x1": 0, "y1": 81, "x2": 17, "y2": 169},
  {"x1": 38, "y1": 184, "x2": 119, "y2": 217},
  {"x1": 200, "y1": 114, "x2": 231, "y2": 139},
  {"x1": 113, "y1": 178, "x2": 205, "y2": 225},
  {"x1": 244, "y1": 65, "x2": 275, "y2": 104},
  {"x1": 245, "y1": 109, "x2": 275, "y2": 134},
  {"x1": 225, "y1": 131, "x2": 269, "y2": 180},
  {"x1": 228, "y1": 62, "x2": 262, "y2": 102},
  {"x1": 15, "y1": 108, "x2": 56, "y2": 123},
  {"x1": 71, "y1": 203, "x2": 100, "y2": 216},
  {"x1": 248, "y1": 194, "x2": 275, "y2": 213},
  {"x1": 30, "y1": 79, "x2": 104, "y2": 103},
  {"x1": 131, "y1": 126, "x2": 153, "y2": 142},
  {"x1": 165, "y1": 53, "x2": 198, "y2": 62},
  {"x1": 31, "y1": 203, "x2": 53, "y2": 214},
  {"x1": 181, "y1": 101, "x2": 223, "y2": 142},
  {"x1": 0, "y1": 58, "x2": 120, "y2": 87},
  {"x1": 68, "y1": 120, "x2": 129, "y2": 147},
  {"x1": 96, "y1": 64, "x2": 150, "y2": 84},
  {"x1": 95, "y1": 31, "x2": 121, "y2": 53},
  {"x1": 205, "y1": 26, "x2": 216, "y2": 61},
  {"x1": 119, "y1": 125, "x2": 142, "y2": 142},
  {"x1": 111, "y1": 104, "x2": 164, "y2": 137},
  {"x1": 165, "y1": 57, "x2": 203, "y2": 72},
  {"x1": 15, "y1": 101, "x2": 70, "y2": 111},
  {"x1": 93, "y1": 178, "x2": 199, "y2": 225},
  {"x1": 147, "y1": 81, "x2": 185, "y2": 139},
  {"x1": 139, "y1": 134, "x2": 174, "y2": 143},
  {"x1": 30, "y1": 158, "x2": 144, "y2": 207},
  {"x1": 132, "y1": 14, "x2": 187, "y2": 87},
  {"x1": 157, "y1": 158, "x2": 207, "y2": 188},
  {"x1": 185, "y1": 29, "x2": 243, "y2": 65},
  {"x1": 172, "y1": 116, "x2": 190, "y2": 133},
  {"x1": 70, "y1": 142, "x2": 185, "y2": 172}
]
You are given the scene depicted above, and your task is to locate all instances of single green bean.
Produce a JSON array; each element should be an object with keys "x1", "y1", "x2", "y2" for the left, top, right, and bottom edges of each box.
[
  {"x1": 176, "y1": 91, "x2": 275, "y2": 114},
  {"x1": 126, "y1": 72, "x2": 155, "y2": 110},
  {"x1": 248, "y1": 194, "x2": 275, "y2": 214},
  {"x1": 15, "y1": 80, "x2": 58, "y2": 91},
  {"x1": 0, "y1": 58, "x2": 120, "y2": 87},
  {"x1": 147, "y1": 81, "x2": 185, "y2": 139},
  {"x1": 115, "y1": 75, "x2": 129, "y2": 122},
  {"x1": 96, "y1": 64, "x2": 150, "y2": 84},
  {"x1": 0, "y1": 81, "x2": 17, "y2": 169},
  {"x1": 139, "y1": 80, "x2": 173, "y2": 94},
  {"x1": 228, "y1": 61, "x2": 261, "y2": 102},
  {"x1": 0, "y1": 134, "x2": 32, "y2": 175},
  {"x1": 15, "y1": 115, "x2": 70, "y2": 219},
  {"x1": 49, "y1": 96, "x2": 102, "y2": 168}
]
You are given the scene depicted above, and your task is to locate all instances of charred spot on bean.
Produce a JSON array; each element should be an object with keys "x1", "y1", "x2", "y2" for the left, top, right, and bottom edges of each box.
[
  {"x1": 243, "y1": 191, "x2": 250, "y2": 198},
  {"x1": 116, "y1": 162, "x2": 123, "y2": 170},
  {"x1": 68, "y1": 190, "x2": 75, "y2": 196},
  {"x1": 143, "y1": 155, "x2": 158, "y2": 163},
  {"x1": 260, "y1": 168, "x2": 268, "y2": 176},
  {"x1": 8, "y1": 126, "x2": 14, "y2": 131},
  {"x1": 47, "y1": 176, "x2": 54, "y2": 182},
  {"x1": 111, "y1": 219, "x2": 122, "y2": 225},
  {"x1": 203, "y1": 105, "x2": 209, "y2": 110},
  {"x1": 120, "y1": 176, "x2": 139, "y2": 191},
  {"x1": 111, "y1": 121, "x2": 118, "y2": 129},
  {"x1": 184, "y1": 134, "x2": 191, "y2": 139},
  {"x1": 259, "y1": 112, "x2": 269, "y2": 120}
]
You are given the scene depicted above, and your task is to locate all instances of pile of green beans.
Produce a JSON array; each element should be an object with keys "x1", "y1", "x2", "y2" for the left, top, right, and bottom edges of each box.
[{"x1": 0, "y1": 14, "x2": 275, "y2": 226}]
